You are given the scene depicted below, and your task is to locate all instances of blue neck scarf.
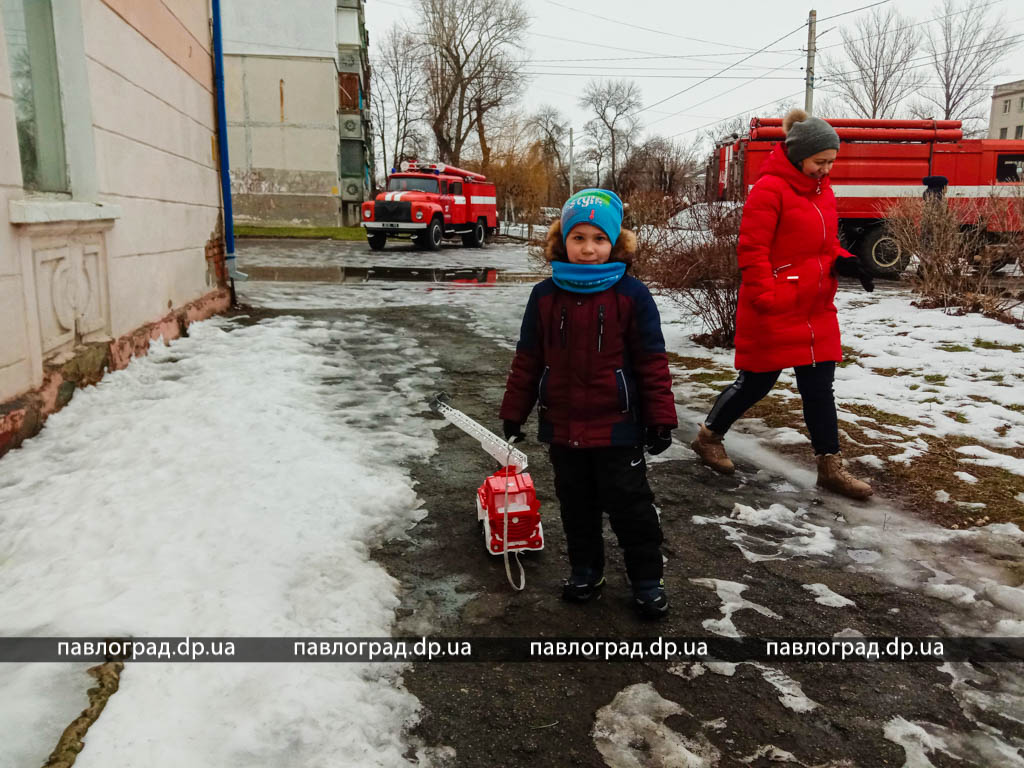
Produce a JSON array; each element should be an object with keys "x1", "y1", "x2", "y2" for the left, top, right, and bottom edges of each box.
[{"x1": 551, "y1": 261, "x2": 626, "y2": 294}]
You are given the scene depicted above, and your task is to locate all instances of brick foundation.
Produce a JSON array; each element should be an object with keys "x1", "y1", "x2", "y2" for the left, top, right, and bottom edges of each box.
[{"x1": 0, "y1": 288, "x2": 231, "y2": 461}]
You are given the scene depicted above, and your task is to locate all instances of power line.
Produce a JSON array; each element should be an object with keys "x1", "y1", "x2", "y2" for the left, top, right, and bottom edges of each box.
[
  {"x1": 634, "y1": 22, "x2": 810, "y2": 116},
  {"x1": 647, "y1": 55, "x2": 807, "y2": 128},
  {"x1": 665, "y1": 90, "x2": 807, "y2": 140},
  {"x1": 522, "y1": 72, "x2": 805, "y2": 80},
  {"x1": 544, "y1": 0, "x2": 788, "y2": 54},
  {"x1": 817, "y1": 0, "x2": 893, "y2": 23}
]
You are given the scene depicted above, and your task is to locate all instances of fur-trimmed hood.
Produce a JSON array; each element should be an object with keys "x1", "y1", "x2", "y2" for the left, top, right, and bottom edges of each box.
[{"x1": 543, "y1": 219, "x2": 638, "y2": 265}]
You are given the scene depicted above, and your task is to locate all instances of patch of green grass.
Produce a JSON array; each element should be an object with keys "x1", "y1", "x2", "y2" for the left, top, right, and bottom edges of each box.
[
  {"x1": 939, "y1": 344, "x2": 971, "y2": 353},
  {"x1": 974, "y1": 338, "x2": 1024, "y2": 353},
  {"x1": 944, "y1": 411, "x2": 969, "y2": 424},
  {"x1": 687, "y1": 371, "x2": 733, "y2": 386},
  {"x1": 924, "y1": 374, "x2": 947, "y2": 385},
  {"x1": 666, "y1": 353, "x2": 719, "y2": 370},
  {"x1": 235, "y1": 225, "x2": 367, "y2": 241},
  {"x1": 908, "y1": 384, "x2": 920, "y2": 390},
  {"x1": 1007, "y1": 403, "x2": 1024, "y2": 414},
  {"x1": 982, "y1": 373, "x2": 1004, "y2": 383},
  {"x1": 921, "y1": 397, "x2": 942, "y2": 404}
]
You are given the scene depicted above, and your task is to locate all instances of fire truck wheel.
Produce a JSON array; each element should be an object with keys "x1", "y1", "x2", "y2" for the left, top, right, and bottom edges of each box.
[
  {"x1": 858, "y1": 226, "x2": 907, "y2": 278},
  {"x1": 367, "y1": 232, "x2": 387, "y2": 251},
  {"x1": 462, "y1": 220, "x2": 486, "y2": 248},
  {"x1": 425, "y1": 218, "x2": 444, "y2": 251}
]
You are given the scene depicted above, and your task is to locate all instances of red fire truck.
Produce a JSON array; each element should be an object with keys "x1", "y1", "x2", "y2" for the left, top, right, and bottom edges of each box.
[
  {"x1": 706, "y1": 119, "x2": 1024, "y2": 276},
  {"x1": 361, "y1": 160, "x2": 498, "y2": 251}
]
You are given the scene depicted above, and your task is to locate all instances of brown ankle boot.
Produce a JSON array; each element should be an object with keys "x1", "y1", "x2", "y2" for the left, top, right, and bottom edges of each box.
[
  {"x1": 690, "y1": 423, "x2": 735, "y2": 474},
  {"x1": 816, "y1": 453, "x2": 873, "y2": 500}
]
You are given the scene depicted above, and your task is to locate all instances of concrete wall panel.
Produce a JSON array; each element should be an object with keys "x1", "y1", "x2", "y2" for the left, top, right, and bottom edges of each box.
[
  {"x1": 244, "y1": 57, "x2": 337, "y2": 126},
  {"x1": 222, "y1": 0, "x2": 337, "y2": 61},
  {"x1": 0, "y1": 276, "x2": 29, "y2": 369},
  {"x1": 250, "y1": 126, "x2": 339, "y2": 174},
  {"x1": 106, "y1": 248, "x2": 210, "y2": 337},
  {"x1": 226, "y1": 126, "x2": 248, "y2": 172},
  {"x1": 87, "y1": 59, "x2": 215, "y2": 170},
  {"x1": 94, "y1": 129, "x2": 220, "y2": 209},
  {"x1": 84, "y1": 0, "x2": 215, "y2": 131},
  {"x1": 224, "y1": 55, "x2": 246, "y2": 122}
]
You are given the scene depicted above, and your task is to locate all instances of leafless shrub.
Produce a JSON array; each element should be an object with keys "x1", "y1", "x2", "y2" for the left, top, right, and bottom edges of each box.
[
  {"x1": 631, "y1": 196, "x2": 742, "y2": 348},
  {"x1": 885, "y1": 194, "x2": 1024, "y2": 324}
]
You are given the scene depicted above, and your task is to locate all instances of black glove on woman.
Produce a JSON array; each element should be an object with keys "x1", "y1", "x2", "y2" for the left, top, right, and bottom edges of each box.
[{"x1": 834, "y1": 256, "x2": 875, "y2": 293}]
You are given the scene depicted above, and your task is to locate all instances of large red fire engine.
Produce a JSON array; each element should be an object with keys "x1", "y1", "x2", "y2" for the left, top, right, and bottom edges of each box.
[
  {"x1": 360, "y1": 160, "x2": 498, "y2": 251},
  {"x1": 706, "y1": 118, "x2": 1024, "y2": 276}
]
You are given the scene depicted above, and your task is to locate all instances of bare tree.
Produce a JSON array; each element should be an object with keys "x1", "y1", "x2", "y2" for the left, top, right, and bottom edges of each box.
[
  {"x1": 821, "y1": 7, "x2": 924, "y2": 119},
  {"x1": 417, "y1": 0, "x2": 529, "y2": 166},
  {"x1": 527, "y1": 105, "x2": 570, "y2": 202},
  {"x1": 581, "y1": 119, "x2": 610, "y2": 187},
  {"x1": 618, "y1": 136, "x2": 699, "y2": 203},
  {"x1": 912, "y1": 0, "x2": 1021, "y2": 127},
  {"x1": 578, "y1": 79, "x2": 642, "y2": 191},
  {"x1": 371, "y1": 26, "x2": 428, "y2": 181}
]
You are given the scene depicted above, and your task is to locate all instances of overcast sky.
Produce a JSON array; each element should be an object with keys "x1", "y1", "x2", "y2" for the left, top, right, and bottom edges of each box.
[{"x1": 364, "y1": 0, "x2": 1024, "y2": 145}]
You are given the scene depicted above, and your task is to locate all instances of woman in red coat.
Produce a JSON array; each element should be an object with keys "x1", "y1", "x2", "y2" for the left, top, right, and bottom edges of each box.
[{"x1": 690, "y1": 109, "x2": 875, "y2": 500}]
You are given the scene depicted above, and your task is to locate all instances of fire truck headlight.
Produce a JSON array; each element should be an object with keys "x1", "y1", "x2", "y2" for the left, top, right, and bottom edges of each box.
[
  {"x1": 415, "y1": 210, "x2": 424, "y2": 220},
  {"x1": 363, "y1": 208, "x2": 371, "y2": 219}
]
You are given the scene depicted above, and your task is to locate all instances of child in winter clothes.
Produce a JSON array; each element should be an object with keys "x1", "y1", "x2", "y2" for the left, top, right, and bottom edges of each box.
[{"x1": 499, "y1": 189, "x2": 678, "y2": 620}]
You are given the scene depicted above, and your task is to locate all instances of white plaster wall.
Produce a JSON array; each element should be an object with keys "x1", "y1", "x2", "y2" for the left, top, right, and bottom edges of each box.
[
  {"x1": 336, "y1": 8, "x2": 359, "y2": 46},
  {"x1": 0, "y1": 3, "x2": 34, "y2": 401},
  {"x1": 82, "y1": 0, "x2": 221, "y2": 338},
  {"x1": 221, "y1": 0, "x2": 338, "y2": 62}
]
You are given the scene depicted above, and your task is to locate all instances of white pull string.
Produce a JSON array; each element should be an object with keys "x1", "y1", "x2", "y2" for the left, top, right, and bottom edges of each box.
[{"x1": 502, "y1": 439, "x2": 526, "y2": 592}]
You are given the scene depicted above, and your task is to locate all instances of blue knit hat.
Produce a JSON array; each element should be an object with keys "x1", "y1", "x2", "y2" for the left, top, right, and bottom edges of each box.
[{"x1": 560, "y1": 188, "x2": 623, "y2": 244}]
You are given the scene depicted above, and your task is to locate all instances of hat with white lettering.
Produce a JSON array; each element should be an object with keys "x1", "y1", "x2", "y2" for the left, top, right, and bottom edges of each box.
[{"x1": 560, "y1": 188, "x2": 623, "y2": 244}]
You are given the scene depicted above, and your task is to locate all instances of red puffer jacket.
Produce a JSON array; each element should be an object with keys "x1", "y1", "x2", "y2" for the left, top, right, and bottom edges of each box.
[
  {"x1": 734, "y1": 142, "x2": 858, "y2": 372},
  {"x1": 500, "y1": 275, "x2": 677, "y2": 448}
]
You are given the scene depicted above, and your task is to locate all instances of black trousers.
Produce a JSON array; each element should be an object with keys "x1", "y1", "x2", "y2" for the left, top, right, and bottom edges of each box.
[
  {"x1": 548, "y1": 444, "x2": 663, "y2": 583},
  {"x1": 705, "y1": 362, "x2": 840, "y2": 455}
]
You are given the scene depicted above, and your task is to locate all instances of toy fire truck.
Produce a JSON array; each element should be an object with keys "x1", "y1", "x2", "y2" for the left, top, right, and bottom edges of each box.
[
  {"x1": 429, "y1": 393, "x2": 544, "y2": 556},
  {"x1": 361, "y1": 161, "x2": 498, "y2": 251},
  {"x1": 706, "y1": 118, "x2": 1024, "y2": 277}
]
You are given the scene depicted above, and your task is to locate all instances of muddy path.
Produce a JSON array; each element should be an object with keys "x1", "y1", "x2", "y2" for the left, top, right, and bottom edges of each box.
[{"x1": 350, "y1": 301, "x2": 1021, "y2": 768}]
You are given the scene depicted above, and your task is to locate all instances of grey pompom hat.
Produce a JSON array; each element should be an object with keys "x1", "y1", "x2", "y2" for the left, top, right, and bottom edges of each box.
[{"x1": 785, "y1": 115, "x2": 840, "y2": 164}]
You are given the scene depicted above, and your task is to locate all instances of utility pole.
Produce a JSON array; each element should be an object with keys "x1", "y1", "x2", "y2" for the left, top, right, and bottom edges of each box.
[
  {"x1": 568, "y1": 127, "x2": 575, "y2": 195},
  {"x1": 804, "y1": 9, "x2": 817, "y2": 114}
]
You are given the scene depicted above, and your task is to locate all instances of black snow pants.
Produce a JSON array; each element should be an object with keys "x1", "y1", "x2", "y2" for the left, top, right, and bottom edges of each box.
[
  {"x1": 705, "y1": 361, "x2": 840, "y2": 455},
  {"x1": 548, "y1": 443, "x2": 664, "y2": 583}
]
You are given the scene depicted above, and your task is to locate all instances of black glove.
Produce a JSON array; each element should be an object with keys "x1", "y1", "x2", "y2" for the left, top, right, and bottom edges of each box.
[
  {"x1": 503, "y1": 420, "x2": 525, "y2": 443},
  {"x1": 645, "y1": 426, "x2": 673, "y2": 456},
  {"x1": 834, "y1": 255, "x2": 874, "y2": 293}
]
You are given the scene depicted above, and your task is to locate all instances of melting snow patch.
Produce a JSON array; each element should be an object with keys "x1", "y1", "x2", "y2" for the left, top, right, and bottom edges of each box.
[
  {"x1": 934, "y1": 490, "x2": 951, "y2": 503},
  {"x1": 956, "y1": 445, "x2": 1024, "y2": 476},
  {"x1": 592, "y1": 683, "x2": 720, "y2": 768},
  {"x1": 803, "y1": 583, "x2": 857, "y2": 608},
  {"x1": 749, "y1": 663, "x2": 819, "y2": 713},
  {"x1": 885, "y1": 716, "x2": 1024, "y2": 768},
  {"x1": 923, "y1": 584, "x2": 978, "y2": 606},
  {"x1": 690, "y1": 579, "x2": 781, "y2": 637},
  {"x1": 692, "y1": 503, "x2": 836, "y2": 563},
  {"x1": 854, "y1": 454, "x2": 886, "y2": 469},
  {"x1": 954, "y1": 471, "x2": 979, "y2": 484},
  {"x1": 764, "y1": 427, "x2": 809, "y2": 445},
  {"x1": 846, "y1": 549, "x2": 882, "y2": 564},
  {"x1": 740, "y1": 745, "x2": 799, "y2": 764}
]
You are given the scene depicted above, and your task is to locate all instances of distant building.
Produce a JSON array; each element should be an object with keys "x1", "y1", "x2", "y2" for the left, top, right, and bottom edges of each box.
[
  {"x1": 221, "y1": 0, "x2": 372, "y2": 227},
  {"x1": 988, "y1": 79, "x2": 1024, "y2": 140}
]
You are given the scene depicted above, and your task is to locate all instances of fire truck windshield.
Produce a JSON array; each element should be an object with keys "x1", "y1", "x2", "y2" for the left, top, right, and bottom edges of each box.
[{"x1": 388, "y1": 177, "x2": 439, "y2": 193}]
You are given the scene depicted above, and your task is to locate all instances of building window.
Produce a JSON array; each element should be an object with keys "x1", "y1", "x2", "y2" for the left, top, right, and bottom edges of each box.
[
  {"x1": 1017, "y1": 125, "x2": 1024, "y2": 140},
  {"x1": 1004, "y1": 99, "x2": 1012, "y2": 114},
  {"x1": 1000, "y1": 127, "x2": 1008, "y2": 139},
  {"x1": 1019, "y1": 96, "x2": 1024, "y2": 112},
  {"x1": 2, "y1": 0, "x2": 68, "y2": 192}
]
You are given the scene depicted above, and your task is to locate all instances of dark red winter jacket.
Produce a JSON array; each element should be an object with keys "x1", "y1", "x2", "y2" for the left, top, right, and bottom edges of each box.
[
  {"x1": 734, "y1": 142, "x2": 858, "y2": 372},
  {"x1": 500, "y1": 275, "x2": 677, "y2": 448}
]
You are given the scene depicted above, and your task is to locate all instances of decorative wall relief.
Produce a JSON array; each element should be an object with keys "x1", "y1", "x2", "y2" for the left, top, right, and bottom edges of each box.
[{"x1": 31, "y1": 231, "x2": 110, "y2": 356}]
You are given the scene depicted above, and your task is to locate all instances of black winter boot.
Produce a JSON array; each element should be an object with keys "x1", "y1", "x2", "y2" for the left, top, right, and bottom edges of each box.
[
  {"x1": 632, "y1": 578, "x2": 669, "y2": 620},
  {"x1": 561, "y1": 568, "x2": 605, "y2": 603}
]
